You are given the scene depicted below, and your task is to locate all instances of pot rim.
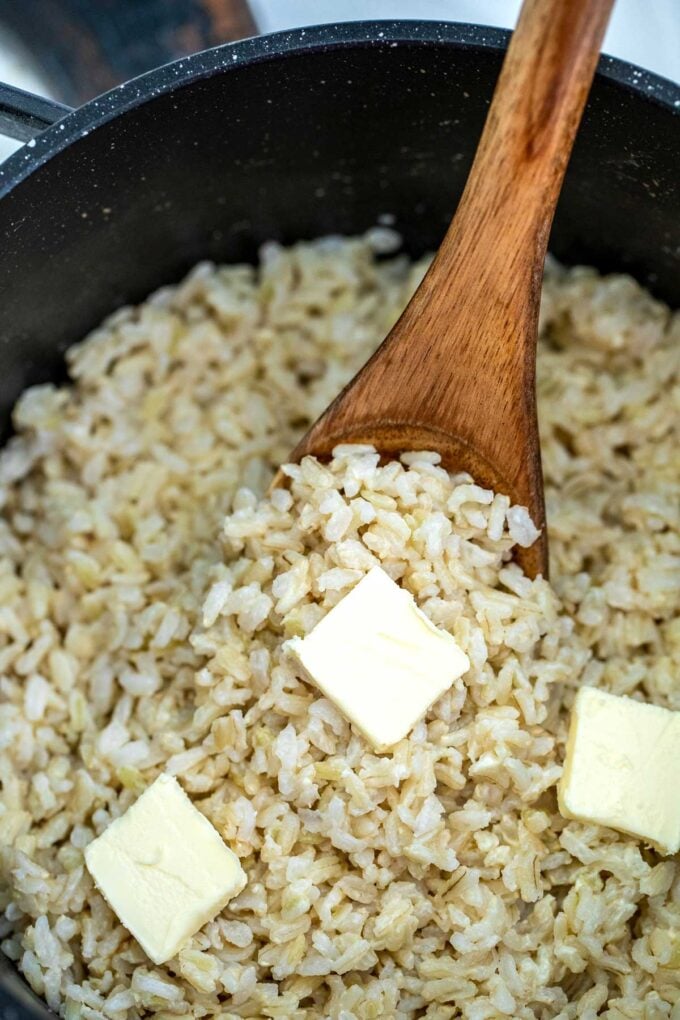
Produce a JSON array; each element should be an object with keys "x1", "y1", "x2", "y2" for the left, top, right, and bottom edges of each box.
[{"x1": 0, "y1": 18, "x2": 678, "y2": 200}]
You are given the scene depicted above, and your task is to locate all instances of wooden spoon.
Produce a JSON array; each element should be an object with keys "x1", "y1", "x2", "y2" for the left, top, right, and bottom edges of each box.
[{"x1": 283, "y1": 0, "x2": 614, "y2": 578}]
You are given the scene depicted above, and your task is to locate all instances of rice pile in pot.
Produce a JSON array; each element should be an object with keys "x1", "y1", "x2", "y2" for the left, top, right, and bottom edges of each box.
[{"x1": 0, "y1": 234, "x2": 678, "y2": 1019}]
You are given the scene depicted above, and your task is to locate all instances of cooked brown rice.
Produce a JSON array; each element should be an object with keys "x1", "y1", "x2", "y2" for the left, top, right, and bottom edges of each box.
[{"x1": 0, "y1": 234, "x2": 678, "y2": 1019}]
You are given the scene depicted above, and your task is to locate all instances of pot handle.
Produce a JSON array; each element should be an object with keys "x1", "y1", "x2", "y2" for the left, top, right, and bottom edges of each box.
[{"x1": 0, "y1": 82, "x2": 72, "y2": 142}]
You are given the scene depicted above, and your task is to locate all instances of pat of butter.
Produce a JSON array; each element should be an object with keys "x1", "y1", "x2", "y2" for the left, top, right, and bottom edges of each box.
[
  {"x1": 85, "y1": 774, "x2": 246, "y2": 964},
  {"x1": 558, "y1": 686, "x2": 680, "y2": 855},
  {"x1": 286, "y1": 566, "x2": 469, "y2": 750}
]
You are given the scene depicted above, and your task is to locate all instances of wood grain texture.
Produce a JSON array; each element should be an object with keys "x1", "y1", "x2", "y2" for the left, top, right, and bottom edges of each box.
[
  {"x1": 1, "y1": 0, "x2": 257, "y2": 106},
  {"x1": 288, "y1": 0, "x2": 615, "y2": 578}
]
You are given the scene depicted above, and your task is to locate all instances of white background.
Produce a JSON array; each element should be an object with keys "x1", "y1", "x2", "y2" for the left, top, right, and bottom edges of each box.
[
  {"x1": 250, "y1": 0, "x2": 680, "y2": 84},
  {"x1": 1, "y1": 0, "x2": 678, "y2": 162}
]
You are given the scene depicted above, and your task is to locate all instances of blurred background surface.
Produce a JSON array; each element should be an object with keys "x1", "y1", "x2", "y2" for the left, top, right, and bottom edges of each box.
[{"x1": 1, "y1": 0, "x2": 678, "y2": 162}]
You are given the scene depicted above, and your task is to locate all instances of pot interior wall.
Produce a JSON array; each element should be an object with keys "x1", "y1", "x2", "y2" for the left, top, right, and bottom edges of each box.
[{"x1": 0, "y1": 38, "x2": 678, "y2": 444}]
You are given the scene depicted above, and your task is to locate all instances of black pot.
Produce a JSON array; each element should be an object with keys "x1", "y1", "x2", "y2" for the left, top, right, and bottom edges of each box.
[{"x1": 0, "y1": 20, "x2": 678, "y2": 1019}]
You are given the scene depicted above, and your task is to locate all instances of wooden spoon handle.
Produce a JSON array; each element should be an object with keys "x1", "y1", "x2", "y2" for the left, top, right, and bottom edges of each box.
[{"x1": 440, "y1": 0, "x2": 615, "y2": 284}]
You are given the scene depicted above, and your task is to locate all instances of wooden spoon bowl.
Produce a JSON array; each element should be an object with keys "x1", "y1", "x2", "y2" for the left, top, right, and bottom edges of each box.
[{"x1": 280, "y1": 0, "x2": 615, "y2": 579}]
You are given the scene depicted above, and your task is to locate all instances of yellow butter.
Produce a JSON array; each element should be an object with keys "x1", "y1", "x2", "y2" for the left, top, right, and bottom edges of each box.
[
  {"x1": 558, "y1": 687, "x2": 680, "y2": 855},
  {"x1": 85, "y1": 774, "x2": 246, "y2": 964},
  {"x1": 286, "y1": 566, "x2": 470, "y2": 750}
]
